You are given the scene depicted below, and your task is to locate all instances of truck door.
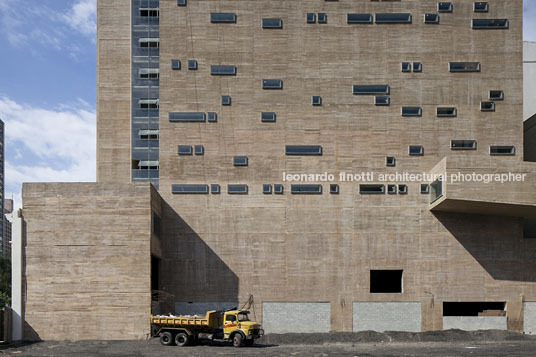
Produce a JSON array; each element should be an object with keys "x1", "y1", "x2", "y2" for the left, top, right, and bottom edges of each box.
[{"x1": 223, "y1": 314, "x2": 237, "y2": 337}]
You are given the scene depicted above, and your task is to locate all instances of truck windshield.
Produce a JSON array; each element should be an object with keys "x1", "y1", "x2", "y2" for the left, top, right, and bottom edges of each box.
[{"x1": 237, "y1": 313, "x2": 250, "y2": 321}]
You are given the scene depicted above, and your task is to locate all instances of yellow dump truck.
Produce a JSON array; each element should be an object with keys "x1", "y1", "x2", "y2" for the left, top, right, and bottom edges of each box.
[{"x1": 151, "y1": 309, "x2": 264, "y2": 347}]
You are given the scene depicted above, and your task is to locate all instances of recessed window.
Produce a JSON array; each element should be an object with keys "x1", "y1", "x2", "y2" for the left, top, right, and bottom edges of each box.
[
  {"x1": 139, "y1": 38, "x2": 159, "y2": 48},
  {"x1": 424, "y1": 13, "x2": 440, "y2": 24},
  {"x1": 207, "y1": 112, "x2": 218, "y2": 122},
  {"x1": 375, "y1": 96, "x2": 390, "y2": 106},
  {"x1": 263, "y1": 184, "x2": 272, "y2": 194},
  {"x1": 443, "y1": 302, "x2": 505, "y2": 316},
  {"x1": 489, "y1": 90, "x2": 504, "y2": 101},
  {"x1": 194, "y1": 145, "x2": 204, "y2": 155},
  {"x1": 524, "y1": 219, "x2": 536, "y2": 239},
  {"x1": 480, "y1": 101, "x2": 495, "y2": 112},
  {"x1": 210, "y1": 65, "x2": 236, "y2": 75},
  {"x1": 285, "y1": 145, "x2": 323, "y2": 156},
  {"x1": 178, "y1": 145, "x2": 193, "y2": 155},
  {"x1": 136, "y1": 160, "x2": 159, "y2": 170},
  {"x1": 139, "y1": 68, "x2": 159, "y2": 79},
  {"x1": 211, "y1": 184, "x2": 220, "y2": 194},
  {"x1": 398, "y1": 184, "x2": 408, "y2": 194},
  {"x1": 387, "y1": 184, "x2": 397, "y2": 195},
  {"x1": 291, "y1": 184, "x2": 323, "y2": 194},
  {"x1": 402, "y1": 107, "x2": 422, "y2": 117},
  {"x1": 171, "y1": 60, "x2": 181, "y2": 70},
  {"x1": 386, "y1": 156, "x2": 396, "y2": 167},
  {"x1": 140, "y1": 7, "x2": 159, "y2": 17},
  {"x1": 233, "y1": 156, "x2": 248, "y2": 166},
  {"x1": 359, "y1": 184, "x2": 385, "y2": 194},
  {"x1": 353, "y1": 85, "x2": 390, "y2": 95},
  {"x1": 409, "y1": 145, "x2": 424, "y2": 156},
  {"x1": 451, "y1": 140, "x2": 477, "y2": 150},
  {"x1": 473, "y1": 2, "x2": 489, "y2": 12},
  {"x1": 437, "y1": 2, "x2": 453, "y2": 12},
  {"x1": 330, "y1": 184, "x2": 339, "y2": 194},
  {"x1": 307, "y1": 13, "x2": 316, "y2": 23},
  {"x1": 430, "y1": 179, "x2": 444, "y2": 203},
  {"x1": 347, "y1": 13, "x2": 373, "y2": 24},
  {"x1": 472, "y1": 19, "x2": 509, "y2": 29},
  {"x1": 169, "y1": 112, "x2": 206, "y2": 122},
  {"x1": 312, "y1": 96, "x2": 322, "y2": 106},
  {"x1": 413, "y1": 62, "x2": 422, "y2": 72},
  {"x1": 222, "y1": 96, "x2": 232, "y2": 106},
  {"x1": 449, "y1": 62, "x2": 481, "y2": 72},
  {"x1": 262, "y1": 79, "x2": 283, "y2": 89},
  {"x1": 210, "y1": 13, "x2": 237, "y2": 23},
  {"x1": 420, "y1": 184, "x2": 430, "y2": 194},
  {"x1": 437, "y1": 107, "x2": 457, "y2": 117},
  {"x1": 262, "y1": 18, "x2": 283, "y2": 29},
  {"x1": 490, "y1": 145, "x2": 515, "y2": 156},
  {"x1": 375, "y1": 13, "x2": 412, "y2": 24},
  {"x1": 177, "y1": 0, "x2": 187, "y2": 6},
  {"x1": 228, "y1": 184, "x2": 248, "y2": 194},
  {"x1": 401, "y1": 62, "x2": 411, "y2": 72},
  {"x1": 318, "y1": 13, "x2": 327, "y2": 23},
  {"x1": 138, "y1": 129, "x2": 159, "y2": 140},
  {"x1": 139, "y1": 99, "x2": 159, "y2": 109},
  {"x1": 172, "y1": 184, "x2": 209, "y2": 194},
  {"x1": 261, "y1": 112, "x2": 276, "y2": 122},
  {"x1": 370, "y1": 270, "x2": 402, "y2": 293},
  {"x1": 188, "y1": 60, "x2": 198, "y2": 70},
  {"x1": 274, "y1": 184, "x2": 284, "y2": 194}
]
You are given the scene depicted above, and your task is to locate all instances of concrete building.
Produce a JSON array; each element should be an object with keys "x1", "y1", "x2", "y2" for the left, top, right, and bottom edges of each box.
[
  {"x1": 15, "y1": 0, "x2": 536, "y2": 340},
  {"x1": 524, "y1": 41, "x2": 536, "y2": 120},
  {"x1": 0, "y1": 120, "x2": 5, "y2": 256}
]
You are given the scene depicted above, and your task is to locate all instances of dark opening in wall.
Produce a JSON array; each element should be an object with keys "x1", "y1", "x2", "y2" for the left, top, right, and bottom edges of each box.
[
  {"x1": 443, "y1": 302, "x2": 505, "y2": 316},
  {"x1": 524, "y1": 219, "x2": 536, "y2": 238},
  {"x1": 151, "y1": 255, "x2": 160, "y2": 293},
  {"x1": 370, "y1": 270, "x2": 402, "y2": 293}
]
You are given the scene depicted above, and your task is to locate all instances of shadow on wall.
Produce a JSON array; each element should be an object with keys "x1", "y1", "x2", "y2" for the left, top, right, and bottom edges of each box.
[
  {"x1": 434, "y1": 211, "x2": 536, "y2": 282},
  {"x1": 152, "y1": 200, "x2": 239, "y2": 315}
]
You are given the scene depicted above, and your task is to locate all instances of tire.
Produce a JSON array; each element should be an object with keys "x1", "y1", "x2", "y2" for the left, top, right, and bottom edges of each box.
[
  {"x1": 232, "y1": 333, "x2": 243, "y2": 348},
  {"x1": 175, "y1": 332, "x2": 189, "y2": 347},
  {"x1": 244, "y1": 339, "x2": 254, "y2": 347},
  {"x1": 160, "y1": 331, "x2": 174, "y2": 346}
]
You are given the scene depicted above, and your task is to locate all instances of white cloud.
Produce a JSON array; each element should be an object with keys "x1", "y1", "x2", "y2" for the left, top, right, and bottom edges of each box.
[{"x1": 63, "y1": 0, "x2": 96, "y2": 38}]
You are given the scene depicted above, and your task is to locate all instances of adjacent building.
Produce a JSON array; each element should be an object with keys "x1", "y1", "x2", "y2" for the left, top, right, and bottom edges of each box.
[
  {"x1": 15, "y1": 0, "x2": 536, "y2": 340},
  {"x1": 3, "y1": 199, "x2": 12, "y2": 256}
]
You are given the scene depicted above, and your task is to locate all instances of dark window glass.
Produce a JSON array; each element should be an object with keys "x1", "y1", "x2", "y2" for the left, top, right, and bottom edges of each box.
[
  {"x1": 424, "y1": 13, "x2": 439, "y2": 24},
  {"x1": 172, "y1": 184, "x2": 209, "y2": 194},
  {"x1": 228, "y1": 184, "x2": 248, "y2": 194},
  {"x1": 438, "y1": 2, "x2": 453, "y2": 12},
  {"x1": 398, "y1": 184, "x2": 408, "y2": 194},
  {"x1": 222, "y1": 96, "x2": 232, "y2": 106},
  {"x1": 409, "y1": 145, "x2": 424, "y2": 156},
  {"x1": 489, "y1": 90, "x2": 504, "y2": 101},
  {"x1": 330, "y1": 184, "x2": 339, "y2": 194},
  {"x1": 211, "y1": 13, "x2": 237, "y2": 23},
  {"x1": 285, "y1": 145, "x2": 323, "y2": 156},
  {"x1": 261, "y1": 112, "x2": 276, "y2": 122},
  {"x1": 443, "y1": 302, "x2": 505, "y2": 316},
  {"x1": 312, "y1": 96, "x2": 322, "y2": 106},
  {"x1": 480, "y1": 101, "x2": 495, "y2": 112},
  {"x1": 370, "y1": 270, "x2": 403, "y2": 293},
  {"x1": 524, "y1": 219, "x2": 536, "y2": 239},
  {"x1": 139, "y1": 99, "x2": 159, "y2": 109},
  {"x1": 413, "y1": 62, "x2": 422, "y2": 72},
  {"x1": 226, "y1": 315, "x2": 237, "y2": 322},
  {"x1": 177, "y1": 0, "x2": 187, "y2": 6},
  {"x1": 490, "y1": 146, "x2": 515, "y2": 156},
  {"x1": 386, "y1": 156, "x2": 396, "y2": 167},
  {"x1": 290, "y1": 184, "x2": 323, "y2": 194},
  {"x1": 402, "y1": 107, "x2": 422, "y2": 117},
  {"x1": 353, "y1": 85, "x2": 390, "y2": 95},
  {"x1": 233, "y1": 156, "x2": 248, "y2": 166},
  {"x1": 263, "y1": 184, "x2": 272, "y2": 194},
  {"x1": 194, "y1": 145, "x2": 204, "y2": 155},
  {"x1": 211, "y1": 184, "x2": 220, "y2": 194},
  {"x1": 420, "y1": 184, "x2": 430, "y2": 194},
  {"x1": 207, "y1": 112, "x2": 218, "y2": 122},
  {"x1": 274, "y1": 184, "x2": 284, "y2": 194},
  {"x1": 449, "y1": 62, "x2": 481, "y2": 72},
  {"x1": 375, "y1": 13, "x2": 412, "y2": 24},
  {"x1": 210, "y1": 65, "x2": 236, "y2": 75},
  {"x1": 262, "y1": 79, "x2": 283, "y2": 89},
  {"x1": 307, "y1": 13, "x2": 316, "y2": 23},
  {"x1": 169, "y1": 112, "x2": 206, "y2": 122},
  {"x1": 430, "y1": 179, "x2": 443, "y2": 203},
  {"x1": 347, "y1": 13, "x2": 373, "y2": 24},
  {"x1": 375, "y1": 96, "x2": 390, "y2": 106},
  {"x1": 188, "y1": 60, "x2": 198, "y2": 70},
  {"x1": 318, "y1": 13, "x2": 327, "y2": 23},
  {"x1": 387, "y1": 184, "x2": 397, "y2": 195},
  {"x1": 472, "y1": 19, "x2": 509, "y2": 29},
  {"x1": 401, "y1": 62, "x2": 411, "y2": 72},
  {"x1": 451, "y1": 140, "x2": 477, "y2": 150},
  {"x1": 437, "y1": 107, "x2": 457, "y2": 117},
  {"x1": 474, "y1": 2, "x2": 489, "y2": 12},
  {"x1": 140, "y1": 8, "x2": 159, "y2": 17},
  {"x1": 178, "y1": 145, "x2": 193, "y2": 155},
  {"x1": 171, "y1": 59, "x2": 181, "y2": 69},
  {"x1": 359, "y1": 184, "x2": 385, "y2": 194},
  {"x1": 262, "y1": 18, "x2": 283, "y2": 28}
]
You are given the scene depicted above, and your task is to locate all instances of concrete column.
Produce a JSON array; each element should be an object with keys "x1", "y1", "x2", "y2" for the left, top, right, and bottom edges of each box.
[{"x1": 11, "y1": 209, "x2": 22, "y2": 341}]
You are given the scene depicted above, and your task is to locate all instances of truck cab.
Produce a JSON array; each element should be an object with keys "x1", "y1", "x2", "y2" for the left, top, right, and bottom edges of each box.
[{"x1": 223, "y1": 310, "x2": 263, "y2": 347}]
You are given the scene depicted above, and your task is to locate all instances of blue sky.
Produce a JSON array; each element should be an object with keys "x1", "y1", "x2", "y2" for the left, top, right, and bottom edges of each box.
[{"x1": 0, "y1": 0, "x2": 535, "y2": 209}]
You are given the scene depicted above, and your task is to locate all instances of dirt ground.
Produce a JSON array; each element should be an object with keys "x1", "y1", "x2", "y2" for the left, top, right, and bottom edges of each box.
[{"x1": 1, "y1": 330, "x2": 535, "y2": 356}]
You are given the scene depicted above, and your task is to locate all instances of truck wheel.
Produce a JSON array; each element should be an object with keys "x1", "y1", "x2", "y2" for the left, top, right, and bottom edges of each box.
[
  {"x1": 244, "y1": 339, "x2": 254, "y2": 347},
  {"x1": 232, "y1": 334, "x2": 243, "y2": 348},
  {"x1": 175, "y1": 332, "x2": 189, "y2": 347},
  {"x1": 160, "y1": 331, "x2": 173, "y2": 346}
]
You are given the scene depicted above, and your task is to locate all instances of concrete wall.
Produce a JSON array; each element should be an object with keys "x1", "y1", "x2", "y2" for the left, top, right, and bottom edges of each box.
[
  {"x1": 22, "y1": 183, "x2": 156, "y2": 340},
  {"x1": 524, "y1": 302, "x2": 536, "y2": 335},
  {"x1": 525, "y1": 115, "x2": 536, "y2": 162},
  {"x1": 262, "y1": 302, "x2": 330, "y2": 334},
  {"x1": 174, "y1": 302, "x2": 238, "y2": 316},
  {"x1": 443, "y1": 317, "x2": 507, "y2": 331},
  {"x1": 353, "y1": 302, "x2": 421, "y2": 332},
  {"x1": 524, "y1": 42, "x2": 536, "y2": 120}
]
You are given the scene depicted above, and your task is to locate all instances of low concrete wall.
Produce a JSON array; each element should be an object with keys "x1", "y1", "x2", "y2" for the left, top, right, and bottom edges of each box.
[
  {"x1": 353, "y1": 302, "x2": 421, "y2": 332},
  {"x1": 262, "y1": 302, "x2": 330, "y2": 334},
  {"x1": 443, "y1": 317, "x2": 507, "y2": 331},
  {"x1": 524, "y1": 302, "x2": 536, "y2": 334}
]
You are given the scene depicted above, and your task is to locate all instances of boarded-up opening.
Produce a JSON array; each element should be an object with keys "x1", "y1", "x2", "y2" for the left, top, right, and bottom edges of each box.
[
  {"x1": 370, "y1": 270, "x2": 402, "y2": 293},
  {"x1": 443, "y1": 302, "x2": 506, "y2": 316}
]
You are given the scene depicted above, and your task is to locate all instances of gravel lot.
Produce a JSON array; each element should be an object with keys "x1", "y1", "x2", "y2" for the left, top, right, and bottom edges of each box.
[{"x1": 0, "y1": 330, "x2": 535, "y2": 356}]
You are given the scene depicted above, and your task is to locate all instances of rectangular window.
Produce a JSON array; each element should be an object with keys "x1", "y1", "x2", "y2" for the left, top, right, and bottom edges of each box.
[
  {"x1": 139, "y1": 68, "x2": 159, "y2": 79},
  {"x1": 233, "y1": 156, "x2": 248, "y2": 166},
  {"x1": 136, "y1": 160, "x2": 159, "y2": 170},
  {"x1": 138, "y1": 129, "x2": 159, "y2": 140},
  {"x1": 480, "y1": 101, "x2": 495, "y2": 112},
  {"x1": 171, "y1": 59, "x2": 181, "y2": 70},
  {"x1": 177, "y1": 0, "x2": 187, "y2": 6},
  {"x1": 178, "y1": 145, "x2": 193, "y2": 155},
  {"x1": 318, "y1": 13, "x2": 327, "y2": 23},
  {"x1": 188, "y1": 60, "x2": 198, "y2": 70},
  {"x1": 169, "y1": 112, "x2": 206, "y2": 122},
  {"x1": 222, "y1": 95, "x2": 231, "y2": 106},
  {"x1": 375, "y1": 13, "x2": 412, "y2": 24},
  {"x1": 438, "y1": 2, "x2": 453, "y2": 12},
  {"x1": 207, "y1": 112, "x2": 218, "y2": 122},
  {"x1": 451, "y1": 140, "x2": 477, "y2": 150},
  {"x1": 370, "y1": 270, "x2": 402, "y2": 293},
  {"x1": 401, "y1": 62, "x2": 411, "y2": 72},
  {"x1": 413, "y1": 62, "x2": 422, "y2": 72},
  {"x1": 228, "y1": 184, "x2": 248, "y2": 194},
  {"x1": 375, "y1": 96, "x2": 390, "y2": 106},
  {"x1": 424, "y1": 13, "x2": 440, "y2": 24},
  {"x1": 409, "y1": 145, "x2": 424, "y2": 156},
  {"x1": 420, "y1": 184, "x2": 430, "y2": 194},
  {"x1": 172, "y1": 184, "x2": 209, "y2": 194},
  {"x1": 312, "y1": 96, "x2": 322, "y2": 106},
  {"x1": 443, "y1": 302, "x2": 505, "y2": 316},
  {"x1": 307, "y1": 13, "x2": 316, "y2": 23},
  {"x1": 402, "y1": 107, "x2": 422, "y2": 117},
  {"x1": 359, "y1": 184, "x2": 385, "y2": 194},
  {"x1": 398, "y1": 184, "x2": 408, "y2": 194},
  {"x1": 437, "y1": 107, "x2": 457, "y2": 117},
  {"x1": 261, "y1": 112, "x2": 276, "y2": 122},
  {"x1": 489, "y1": 90, "x2": 504, "y2": 101},
  {"x1": 262, "y1": 79, "x2": 283, "y2": 89},
  {"x1": 524, "y1": 219, "x2": 536, "y2": 239},
  {"x1": 263, "y1": 184, "x2": 272, "y2": 194},
  {"x1": 353, "y1": 85, "x2": 390, "y2": 95},
  {"x1": 139, "y1": 38, "x2": 159, "y2": 48},
  {"x1": 473, "y1": 2, "x2": 489, "y2": 12},
  {"x1": 285, "y1": 145, "x2": 323, "y2": 156},
  {"x1": 490, "y1": 145, "x2": 515, "y2": 156},
  {"x1": 152, "y1": 211, "x2": 161, "y2": 237},
  {"x1": 194, "y1": 145, "x2": 204, "y2": 155},
  {"x1": 449, "y1": 62, "x2": 481, "y2": 72},
  {"x1": 330, "y1": 184, "x2": 339, "y2": 194},
  {"x1": 140, "y1": 7, "x2": 159, "y2": 17},
  {"x1": 139, "y1": 99, "x2": 159, "y2": 109},
  {"x1": 430, "y1": 178, "x2": 443, "y2": 203},
  {"x1": 262, "y1": 18, "x2": 283, "y2": 28},
  {"x1": 386, "y1": 156, "x2": 396, "y2": 167},
  {"x1": 472, "y1": 19, "x2": 509, "y2": 29},
  {"x1": 347, "y1": 13, "x2": 373, "y2": 24},
  {"x1": 210, "y1": 13, "x2": 237, "y2": 23},
  {"x1": 210, "y1": 65, "x2": 236, "y2": 75},
  {"x1": 387, "y1": 184, "x2": 397, "y2": 195},
  {"x1": 274, "y1": 184, "x2": 284, "y2": 194},
  {"x1": 211, "y1": 184, "x2": 220, "y2": 194},
  {"x1": 291, "y1": 184, "x2": 323, "y2": 194}
]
